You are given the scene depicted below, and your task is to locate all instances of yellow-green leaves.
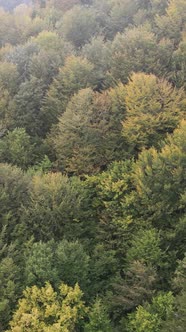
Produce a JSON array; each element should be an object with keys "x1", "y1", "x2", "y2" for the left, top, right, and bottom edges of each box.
[
  {"x1": 7, "y1": 282, "x2": 86, "y2": 332},
  {"x1": 122, "y1": 72, "x2": 185, "y2": 155}
]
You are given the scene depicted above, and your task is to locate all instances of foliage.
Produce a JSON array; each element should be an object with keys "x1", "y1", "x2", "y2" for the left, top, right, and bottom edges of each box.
[
  {"x1": 13, "y1": 76, "x2": 46, "y2": 136},
  {"x1": 122, "y1": 72, "x2": 185, "y2": 155},
  {"x1": 85, "y1": 299, "x2": 112, "y2": 332},
  {"x1": 56, "y1": 239, "x2": 89, "y2": 290},
  {"x1": 126, "y1": 229, "x2": 163, "y2": 267},
  {"x1": 0, "y1": 163, "x2": 30, "y2": 243},
  {"x1": 111, "y1": 25, "x2": 157, "y2": 83},
  {"x1": 109, "y1": 261, "x2": 157, "y2": 317},
  {"x1": 53, "y1": 87, "x2": 127, "y2": 175},
  {"x1": 22, "y1": 172, "x2": 83, "y2": 241},
  {"x1": 0, "y1": 128, "x2": 35, "y2": 169},
  {"x1": 42, "y1": 56, "x2": 94, "y2": 133},
  {"x1": 0, "y1": 0, "x2": 185, "y2": 330},
  {"x1": 6, "y1": 282, "x2": 86, "y2": 332},
  {"x1": 59, "y1": 5, "x2": 100, "y2": 48},
  {"x1": 133, "y1": 120, "x2": 186, "y2": 227},
  {"x1": 127, "y1": 292, "x2": 174, "y2": 332},
  {"x1": 0, "y1": 257, "x2": 20, "y2": 331},
  {"x1": 160, "y1": 291, "x2": 186, "y2": 331}
]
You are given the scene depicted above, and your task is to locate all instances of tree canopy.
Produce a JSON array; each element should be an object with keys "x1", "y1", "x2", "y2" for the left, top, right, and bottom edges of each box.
[{"x1": 0, "y1": 0, "x2": 185, "y2": 331}]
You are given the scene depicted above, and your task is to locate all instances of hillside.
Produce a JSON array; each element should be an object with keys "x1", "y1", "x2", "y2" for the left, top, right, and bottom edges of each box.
[{"x1": 0, "y1": 0, "x2": 186, "y2": 331}]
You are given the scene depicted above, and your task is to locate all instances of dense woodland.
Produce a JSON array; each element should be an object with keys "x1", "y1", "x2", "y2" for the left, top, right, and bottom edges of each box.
[{"x1": 0, "y1": 0, "x2": 186, "y2": 331}]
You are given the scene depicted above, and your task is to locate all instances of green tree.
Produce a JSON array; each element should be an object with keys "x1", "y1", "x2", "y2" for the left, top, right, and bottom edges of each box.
[
  {"x1": 0, "y1": 257, "x2": 20, "y2": 331},
  {"x1": 24, "y1": 241, "x2": 58, "y2": 288},
  {"x1": 13, "y1": 77, "x2": 46, "y2": 136},
  {"x1": 85, "y1": 299, "x2": 112, "y2": 332},
  {"x1": 53, "y1": 87, "x2": 127, "y2": 175},
  {"x1": 133, "y1": 120, "x2": 186, "y2": 228},
  {"x1": 31, "y1": 30, "x2": 62, "y2": 51},
  {"x1": 160, "y1": 291, "x2": 186, "y2": 332},
  {"x1": 85, "y1": 160, "x2": 136, "y2": 257},
  {"x1": 82, "y1": 36, "x2": 113, "y2": 90},
  {"x1": 28, "y1": 36, "x2": 73, "y2": 86},
  {"x1": 41, "y1": 56, "x2": 94, "y2": 133},
  {"x1": 0, "y1": 9, "x2": 19, "y2": 47},
  {"x1": 155, "y1": 0, "x2": 186, "y2": 43},
  {"x1": 5, "y1": 42, "x2": 39, "y2": 81},
  {"x1": 0, "y1": 88, "x2": 15, "y2": 133},
  {"x1": 24, "y1": 239, "x2": 89, "y2": 291},
  {"x1": 172, "y1": 253, "x2": 186, "y2": 292},
  {"x1": 59, "y1": 5, "x2": 100, "y2": 48},
  {"x1": 0, "y1": 163, "x2": 30, "y2": 243},
  {"x1": 126, "y1": 229, "x2": 163, "y2": 267},
  {"x1": 0, "y1": 62, "x2": 19, "y2": 95},
  {"x1": 0, "y1": 128, "x2": 35, "y2": 169},
  {"x1": 127, "y1": 292, "x2": 174, "y2": 332},
  {"x1": 107, "y1": 0, "x2": 138, "y2": 39},
  {"x1": 56, "y1": 239, "x2": 89, "y2": 291},
  {"x1": 111, "y1": 25, "x2": 157, "y2": 83},
  {"x1": 89, "y1": 244, "x2": 118, "y2": 297},
  {"x1": 22, "y1": 172, "x2": 82, "y2": 241},
  {"x1": 170, "y1": 33, "x2": 186, "y2": 88}
]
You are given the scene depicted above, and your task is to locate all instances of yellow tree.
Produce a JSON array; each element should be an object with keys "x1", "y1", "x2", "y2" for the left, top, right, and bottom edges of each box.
[
  {"x1": 7, "y1": 282, "x2": 86, "y2": 332},
  {"x1": 122, "y1": 72, "x2": 185, "y2": 155}
]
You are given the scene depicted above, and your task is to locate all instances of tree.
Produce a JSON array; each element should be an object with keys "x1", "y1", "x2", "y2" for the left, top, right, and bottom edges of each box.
[
  {"x1": 133, "y1": 120, "x2": 186, "y2": 228},
  {"x1": 22, "y1": 172, "x2": 83, "y2": 241},
  {"x1": 52, "y1": 88, "x2": 98, "y2": 175},
  {"x1": 111, "y1": 25, "x2": 157, "y2": 83},
  {"x1": 0, "y1": 9, "x2": 19, "y2": 47},
  {"x1": 89, "y1": 244, "x2": 118, "y2": 297},
  {"x1": 0, "y1": 62, "x2": 19, "y2": 95},
  {"x1": 160, "y1": 257, "x2": 186, "y2": 332},
  {"x1": 5, "y1": 42, "x2": 39, "y2": 81},
  {"x1": 172, "y1": 253, "x2": 186, "y2": 292},
  {"x1": 29, "y1": 32, "x2": 73, "y2": 86},
  {"x1": 84, "y1": 160, "x2": 136, "y2": 258},
  {"x1": 82, "y1": 36, "x2": 113, "y2": 90},
  {"x1": 6, "y1": 282, "x2": 86, "y2": 332},
  {"x1": 107, "y1": 0, "x2": 138, "y2": 39},
  {"x1": 122, "y1": 72, "x2": 184, "y2": 155},
  {"x1": 24, "y1": 241, "x2": 58, "y2": 288},
  {"x1": 56, "y1": 240, "x2": 89, "y2": 291},
  {"x1": 85, "y1": 299, "x2": 112, "y2": 332},
  {"x1": 53, "y1": 87, "x2": 127, "y2": 175},
  {"x1": 0, "y1": 128, "x2": 35, "y2": 169},
  {"x1": 0, "y1": 163, "x2": 30, "y2": 243},
  {"x1": 31, "y1": 30, "x2": 64, "y2": 53},
  {"x1": 59, "y1": 5, "x2": 100, "y2": 48},
  {"x1": 13, "y1": 76, "x2": 46, "y2": 137},
  {"x1": 126, "y1": 292, "x2": 174, "y2": 332},
  {"x1": 155, "y1": 0, "x2": 186, "y2": 43},
  {"x1": 24, "y1": 239, "x2": 89, "y2": 292},
  {"x1": 126, "y1": 229, "x2": 163, "y2": 267},
  {"x1": 170, "y1": 33, "x2": 186, "y2": 88},
  {"x1": 0, "y1": 257, "x2": 20, "y2": 331},
  {"x1": 109, "y1": 261, "x2": 157, "y2": 318},
  {"x1": 41, "y1": 56, "x2": 94, "y2": 133},
  {"x1": 0, "y1": 88, "x2": 15, "y2": 133}
]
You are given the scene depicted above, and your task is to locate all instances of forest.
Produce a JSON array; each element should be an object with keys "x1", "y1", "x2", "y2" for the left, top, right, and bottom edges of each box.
[{"x1": 0, "y1": 0, "x2": 186, "y2": 331}]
